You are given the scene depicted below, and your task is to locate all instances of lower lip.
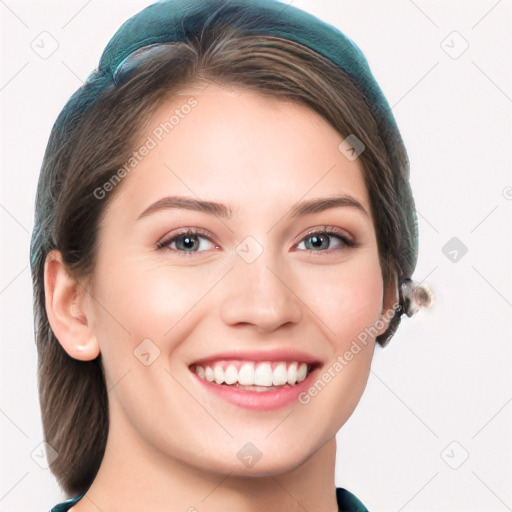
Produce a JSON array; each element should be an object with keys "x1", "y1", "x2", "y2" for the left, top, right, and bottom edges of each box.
[{"x1": 191, "y1": 367, "x2": 320, "y2": 411}]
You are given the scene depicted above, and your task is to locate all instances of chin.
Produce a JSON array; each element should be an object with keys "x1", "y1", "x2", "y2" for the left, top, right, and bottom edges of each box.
[{"x1": 187, "y1": 430, "x2": 330, "y2": 478}]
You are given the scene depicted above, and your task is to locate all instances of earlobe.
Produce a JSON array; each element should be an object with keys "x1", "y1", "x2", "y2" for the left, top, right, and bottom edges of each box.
[{"x1": 44, "y1": 250, "x2": 100, "y2": 361}]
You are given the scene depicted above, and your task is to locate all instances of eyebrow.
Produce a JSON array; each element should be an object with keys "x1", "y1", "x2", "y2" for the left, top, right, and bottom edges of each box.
[
  {"x1": 136, "y1": 194, "x2": 368, "y2": 220},
  {"x1": 137, "y1": 196, "x2": 235, "y2": 220},
  {"x1": 290, "y1": 195, "x2": 368, "y2": 218}
]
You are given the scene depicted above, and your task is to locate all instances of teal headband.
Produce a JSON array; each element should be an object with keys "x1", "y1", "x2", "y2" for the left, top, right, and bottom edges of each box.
[
  {"x1": 100, "y1": 0, "x2": 400, "y2": 139},
  {"x1": 35, "y1": 0, "x2": 418, "y2": 285}
]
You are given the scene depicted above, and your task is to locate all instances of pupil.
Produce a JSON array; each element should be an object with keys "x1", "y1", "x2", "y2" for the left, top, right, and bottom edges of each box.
[
  {"x1": 180, "y1": 235, "x2": 197, "y2": 251},
  {"x1": 308, "y1": 234, "x2": 328, "y2": 250}
]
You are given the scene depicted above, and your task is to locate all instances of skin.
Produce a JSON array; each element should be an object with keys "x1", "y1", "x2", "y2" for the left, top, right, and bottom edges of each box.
[{"x1": 45, "y1": 84, "x2": 397, "y2": 512}]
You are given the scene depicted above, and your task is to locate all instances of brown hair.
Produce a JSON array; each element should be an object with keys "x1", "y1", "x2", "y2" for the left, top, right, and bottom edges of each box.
[{"x1": 31, "y1": 25, "x2": 410, "y2": 496}]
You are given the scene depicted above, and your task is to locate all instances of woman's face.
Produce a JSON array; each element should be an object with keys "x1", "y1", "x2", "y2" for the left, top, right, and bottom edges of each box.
[{"x1": 86, "y1": 84, "x2": 390, "y2": 476}]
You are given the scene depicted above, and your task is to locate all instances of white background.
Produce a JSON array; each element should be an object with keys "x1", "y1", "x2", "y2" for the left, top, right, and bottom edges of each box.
[{"x1": 1, "y1": 1, "x2": 511, "y2": 511}]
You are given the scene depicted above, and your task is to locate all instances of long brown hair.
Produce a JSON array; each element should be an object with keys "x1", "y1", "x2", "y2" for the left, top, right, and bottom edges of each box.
[{"x1": 31, "y1": 25, "x2": 411, "y2": 496}]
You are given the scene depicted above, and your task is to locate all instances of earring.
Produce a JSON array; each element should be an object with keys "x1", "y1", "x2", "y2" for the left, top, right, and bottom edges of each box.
[{"x1": 400, "y1": 278, "x2": 434, "y2": 317}]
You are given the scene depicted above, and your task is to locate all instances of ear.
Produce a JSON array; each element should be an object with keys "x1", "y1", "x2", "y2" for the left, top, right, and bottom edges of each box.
[
  {"x1": 376, "y1": 273, "x2": 399, "y2": 337},
  {"x1": 44, "y1": 250, "x2": 100, "y2": 361}
]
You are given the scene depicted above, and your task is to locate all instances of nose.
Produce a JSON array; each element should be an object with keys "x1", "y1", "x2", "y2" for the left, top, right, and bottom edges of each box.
[{"x1": 219, "y1": 249, "x2": 303, "y2": 333}]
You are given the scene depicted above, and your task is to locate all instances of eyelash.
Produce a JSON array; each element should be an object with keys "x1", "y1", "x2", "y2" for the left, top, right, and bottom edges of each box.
[
  {"x1": 156, "y1": 226, "x2": 355, "y2": 256},
  {"x1": 297, "y1": 227, "x2": 355, "y2": 252},
  {"x1": 156, "y1": 227, "x2": 217, "y2": 256}
]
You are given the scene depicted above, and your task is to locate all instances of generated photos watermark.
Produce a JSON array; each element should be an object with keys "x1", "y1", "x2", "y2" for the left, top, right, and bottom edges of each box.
[
  {"x1": 93, "y1": 97, "x2": 198, "y2": 200},
  {"x1": 298, "y1": 302, "x2": 400, "y2": 405}
]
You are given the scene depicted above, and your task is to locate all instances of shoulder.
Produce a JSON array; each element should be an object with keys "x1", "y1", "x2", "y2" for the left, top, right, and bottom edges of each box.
[
  {"x1": 336, "y1": 487, "x2": 369, "y2": 512},
  {"x1": 48, "y1": 494, "x2": 84, "y2": 512}
]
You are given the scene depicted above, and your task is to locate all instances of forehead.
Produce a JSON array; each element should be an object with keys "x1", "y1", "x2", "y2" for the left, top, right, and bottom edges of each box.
[{"x1": 103, "y1": 84, "x2": 371, "y2": 222}]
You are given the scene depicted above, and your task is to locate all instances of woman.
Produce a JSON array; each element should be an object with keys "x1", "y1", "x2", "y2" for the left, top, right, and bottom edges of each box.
[{"x1": 30, "y1": 1, "x2": 431, "y2": 510}]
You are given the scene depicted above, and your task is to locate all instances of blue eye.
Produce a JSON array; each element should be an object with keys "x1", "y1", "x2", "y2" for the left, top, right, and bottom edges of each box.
[
  {"x1": 156, "y1": 228, "x2": 216, "y2": 255},
  {"x1": 157, "y1": 226, "x2": 355, "y2": 256},
  {"x1": 296, "y1": 229, "x2": 354, "y2": 252}
]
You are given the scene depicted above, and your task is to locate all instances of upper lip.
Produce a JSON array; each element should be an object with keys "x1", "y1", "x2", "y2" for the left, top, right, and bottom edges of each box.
[{"x1": 189, "y1": 349, "x2": 323, "y2": 367}]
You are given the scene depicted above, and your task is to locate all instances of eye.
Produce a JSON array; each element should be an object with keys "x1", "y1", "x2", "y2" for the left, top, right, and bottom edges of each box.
[
  {"x1": 296, "y1": 227, "x2": 355, "y2": 252},
  {"x1": 156, "y1": 228, "x2": 217, "y2": 255}
]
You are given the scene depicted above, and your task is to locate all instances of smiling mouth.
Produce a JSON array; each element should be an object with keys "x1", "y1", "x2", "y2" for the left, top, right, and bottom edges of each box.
[{"x1": 190, "y1": 361, "x2": 316, "y2": 392}]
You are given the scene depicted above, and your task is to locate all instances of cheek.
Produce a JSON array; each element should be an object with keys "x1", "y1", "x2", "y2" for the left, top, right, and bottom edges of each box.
[
  {"x1": 294, "y1": 261, "x2": 383, "y2": 431},
  {"x1": 89, "y1": 256, "x2": 224, "y2": 372},
  {"x1": 92, "y1": 255, "x2": 211, "y2": 332},
  {"x1": 299, "y1": 253, "x2": 384, "y2": 345}
]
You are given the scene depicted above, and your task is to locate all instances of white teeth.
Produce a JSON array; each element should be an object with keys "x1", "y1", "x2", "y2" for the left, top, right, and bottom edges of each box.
[
  {"x1": 193, "y1": 361, "x2": 313, "y2": 388},
  {"x1": 272, "y1": 362, "x2": 288, "y2": 386},
  {"x1": 238, "y1": 362, "x2": 255, "y2": 386},
  {"x1": 213, "y1": 366, "x2": 225, "y2": 385},
  {"x1": 297, "y1": 362, "x2": 308, "y2": 382},
  {"x1": 287, "y1": 362, "x2": 298, "y2": 385},
  {"x1": 205, "y1": 366, "x2": 214, "y2": 382},
  {"x1": 254, "y1": 362, "x2": 273, "y2": 386},
  {"x1": 224, "y1": 364, "x2": 238, "y2": 385}
]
